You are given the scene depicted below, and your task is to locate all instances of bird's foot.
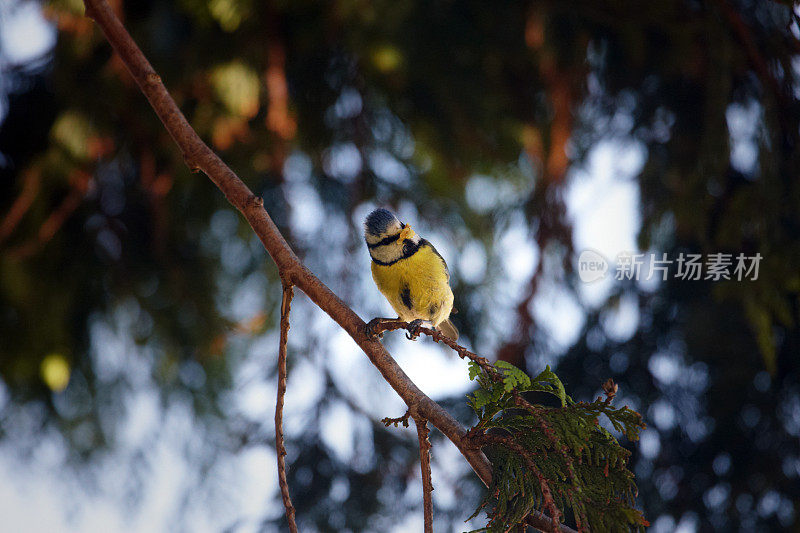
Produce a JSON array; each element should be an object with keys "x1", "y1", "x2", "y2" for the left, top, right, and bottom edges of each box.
[
  {"x1": 365, "y1": 317, "x2": 387, "y2": 340},
  {"x1": 405, "y1": 319, "x2": 424, "y2": 341}
]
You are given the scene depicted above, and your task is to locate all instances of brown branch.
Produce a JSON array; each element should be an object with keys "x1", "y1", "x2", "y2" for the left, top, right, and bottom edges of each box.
[
  {"x1": 275, "y1": 281, "x2": 298, "y2": 533},
  {"x1": 382, "y1": 403, "x2": 433, "y2": 530},
  {"x1": 713, "y1": 0, "x2": 788, "y2": 109},
  {"x1": 8, "y1": 170, "x2": 93, "y2": 259},
  {"x1": 384, "y1": 407, "x2": 434, "y2": 531},
  {"x1": 140, "y1": 149, "x2": 172, "y2": 256},
  {"x1": 79, "y1": 3, "x2": 577, "y2": 531},
  {"x1": 413, "y1": 414, "x2": 434, "y2": 533},
  {"x1": 381, "y1": 408, "x2": 412, "y2": 428},
  {"x1": 0, "y1": 167, "x2": 41, "y2": 245},
  {"x1": 525, "y1": 8, "x2": 576, "y2": 185},
  {"x1": 264, "y1": 13, "x2": 296, "y2": 177}
]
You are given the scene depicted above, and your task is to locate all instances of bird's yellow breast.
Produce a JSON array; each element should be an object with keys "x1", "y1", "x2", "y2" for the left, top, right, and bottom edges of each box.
[{"x1": 371, "y1": 244, "x2": 453, "y2": 326}]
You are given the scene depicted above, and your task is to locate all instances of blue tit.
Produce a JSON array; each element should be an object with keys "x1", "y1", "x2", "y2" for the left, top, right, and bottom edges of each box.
[{"x1": 364, "y1": 208, "x2": 459, "y2": 341}]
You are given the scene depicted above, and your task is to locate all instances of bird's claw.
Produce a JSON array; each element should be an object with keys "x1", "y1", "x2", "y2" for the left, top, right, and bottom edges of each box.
[
  {"x1": 405, "y1": 319, "x2": 424, "y2": 340},
  {"x1": 365, "y1": 318, "x2": 385, "y2": 340}
]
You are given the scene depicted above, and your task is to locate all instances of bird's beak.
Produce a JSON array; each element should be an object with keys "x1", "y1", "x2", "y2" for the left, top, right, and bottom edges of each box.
[{"x1": 399, "y1": 224, "x2": 416, "y2": 241}]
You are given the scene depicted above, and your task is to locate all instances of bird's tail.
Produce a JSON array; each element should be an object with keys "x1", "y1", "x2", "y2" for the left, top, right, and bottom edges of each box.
[{"x1": 438, "y1": 318, "x2": 459, "y2": 341}]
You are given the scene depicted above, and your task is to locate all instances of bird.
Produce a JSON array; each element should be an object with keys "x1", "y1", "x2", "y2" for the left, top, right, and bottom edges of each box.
[{"x1": 364, "y1": 208, "x2": 459, "y2": 341}]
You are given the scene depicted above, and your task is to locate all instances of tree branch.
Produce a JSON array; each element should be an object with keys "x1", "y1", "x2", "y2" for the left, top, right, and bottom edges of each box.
[
  {"x1": 413, "y1": 414, "x2": 434, "y2": 533},
  {"x1": 275, "y1": 281, "x2": 298, "y2": 533},
  {"x1": 80, "y1": 2, "x2": 577, "y2": 531},
  {"x1": 0, "y1": 167, "x2": 40, "y2": 245},
  {"x1": 8, "y1": 169, "x2": 93, "y2": 259},
  {"x1": 381, "y1": 408, "x2": 412, "y2": 428},
  {"x1": 713, "y1": 0, "x2": 789, "y2": 109}
]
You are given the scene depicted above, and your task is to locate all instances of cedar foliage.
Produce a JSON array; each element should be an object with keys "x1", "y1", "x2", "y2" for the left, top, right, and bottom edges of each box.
[{"x1": 466, "y1": 361, "x2": 647, "y2": 532}]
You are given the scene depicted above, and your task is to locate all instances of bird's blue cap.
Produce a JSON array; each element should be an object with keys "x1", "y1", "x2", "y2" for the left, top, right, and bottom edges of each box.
[{"x1": 365, "y1": 208, "x2": 398, "y2": 236}]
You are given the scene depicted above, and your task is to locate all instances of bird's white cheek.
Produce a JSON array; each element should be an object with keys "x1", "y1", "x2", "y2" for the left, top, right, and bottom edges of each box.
[{"x1": 369, "y1": 244, "x2": 403, "y2": 264}]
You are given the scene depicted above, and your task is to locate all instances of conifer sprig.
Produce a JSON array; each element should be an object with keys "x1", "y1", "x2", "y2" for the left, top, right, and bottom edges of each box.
[{"x1": 465, "y1": 361, "x2": 648, "y2": 532}]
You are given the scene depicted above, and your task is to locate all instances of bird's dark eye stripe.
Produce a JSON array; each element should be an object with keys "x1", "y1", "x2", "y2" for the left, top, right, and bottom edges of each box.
[{"x1": 367, "y1": 232, "x2": 401, "y2": 249}]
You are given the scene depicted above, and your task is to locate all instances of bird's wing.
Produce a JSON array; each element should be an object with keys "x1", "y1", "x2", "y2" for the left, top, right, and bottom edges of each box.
[{"x1": 420, "y1": 239, "x2": 449, "y2": 281}]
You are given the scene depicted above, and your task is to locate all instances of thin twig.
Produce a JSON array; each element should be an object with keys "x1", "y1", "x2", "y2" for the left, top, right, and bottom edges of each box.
[
  {"x1": 713, "y1": 0, "x2": 788, "y2": 109},
  {"x1": 468, "y1": 432, "x2": 562, "y2": 533},
  {"x1": 413, "y1": 415, "x2": 434, "y2": 533},
  {"x1": 275, "y1": 282, "x2": 298, "y2": 533},
  {"x1": 381, "y1": 408, "x2": 412, "y2": 428},
  {"x1": 80, "y1": 4, "x2": 577, "y2": 531},
  {"x1": 0, "y1": 167, "x2": 40, "y2": 245},
  {"x1": 8, "y1": 170, "x2": 93, "y2": 259},
  {"x1": 264, "y1": 10, "x2": 296, "y2": 176},
  {"x1": 366, "y1": 319, "x2": 500, "y2": 379}
]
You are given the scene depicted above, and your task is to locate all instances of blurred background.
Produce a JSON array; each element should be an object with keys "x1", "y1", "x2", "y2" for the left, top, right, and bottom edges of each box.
[{"x1": 1, "y1": 0, "x2": 799, "y2": 531}]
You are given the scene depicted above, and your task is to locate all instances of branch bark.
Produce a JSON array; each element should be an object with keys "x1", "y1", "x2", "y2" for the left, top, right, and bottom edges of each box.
[
  {"x1": 80, "y1": 2, "x2": 577, "y2": 531},
  {"x1": 276, "y1": 282, "x2": 298, "y2": 533},
  {"x1": 712, "y1": 0, "x2": 788, "y2": 109},
  {"x1": 8, "y1": 169, "x2": 93, "y2": 259},
  {"x1": 0, "y1": 167, "x2": 40, "y2": 245},
  {"x1": 413, "y1": 414, "x2": 434, "y2": 533}
]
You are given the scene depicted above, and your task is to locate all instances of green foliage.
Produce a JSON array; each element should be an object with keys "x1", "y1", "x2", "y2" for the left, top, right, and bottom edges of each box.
[{"x1": 466, "y1": 361, "x2": 647, "y2": 532}]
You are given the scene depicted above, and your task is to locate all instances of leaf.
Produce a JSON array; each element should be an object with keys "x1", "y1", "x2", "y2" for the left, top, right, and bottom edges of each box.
[
  {"x1": 468, "y1": 361, "x2": 482, "y2": 381},
  {"x1": 532, "y1": 365, "x2": 567, "y2": 407},
  {"x1": 469, "y1": 389, "x2": 492, "y2": 410},
  {"x1": 495, "y1": 360, "x2": 531, "y2": 391}
]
